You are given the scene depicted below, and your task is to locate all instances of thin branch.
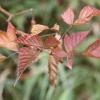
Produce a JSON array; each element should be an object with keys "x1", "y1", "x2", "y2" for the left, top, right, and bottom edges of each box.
[
  {"x1": 14, "y1": 8, "x2": 33, "y2": 16},
  {"x1": 0, "y1": 6, "x2": 12, "y2": 16},
  {"x1": 16, "y1": 30, "x2": 27, "y2": 36},
  {"x1": 0, "y1": 6, "x2": 34, "y2": 22}
]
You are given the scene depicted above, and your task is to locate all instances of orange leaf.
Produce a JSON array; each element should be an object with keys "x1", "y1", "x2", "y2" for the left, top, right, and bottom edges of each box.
[
  {"x1": 0, "y1": 54, "x2": 6, "y2": 63},
  {"x1": 61, "y1": 8, "x2": 74, "y2": 25},
  {"x1": 83, "y1": 39, "x2": 100, "y2": 58},
  {"x1": 0, "y1": 22, "x2": 18, "y2": 51},
  {"x1": 31, "y1": 24, "x2": 49, "y2": 35}
]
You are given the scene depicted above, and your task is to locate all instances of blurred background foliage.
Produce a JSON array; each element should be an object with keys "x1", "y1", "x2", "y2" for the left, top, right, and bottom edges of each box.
[{"x1": 0, "y1": 0, "x2": 100, "y2": 100}]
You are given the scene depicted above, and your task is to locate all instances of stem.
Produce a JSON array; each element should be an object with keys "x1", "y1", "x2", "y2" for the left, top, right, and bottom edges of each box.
[
  {"x1": 0, "y1": 6, "x2": 12, "y2": 16},
  {"x1": 16, "y1": 30, "x2": 27, "y2": 36},
  {"x1": 14, "y1": 8, "x2": 34, "y2": 16},
  {"x1": 0, "y1": 6, "x2": 34, "y2": 22},
  {"x1": 60, "y1": 25, "x2": 72, "y2": 39},
  {"x1": 41, "y1": 33, "x2": 56, "y2": 38}
]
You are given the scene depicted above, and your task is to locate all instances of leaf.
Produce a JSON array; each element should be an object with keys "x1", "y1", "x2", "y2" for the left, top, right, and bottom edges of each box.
[
  {"x1": 14, "y1": 47, "x2": 38, "y2": 86},
  {"x1": 64, "y1": 31, "x2": 89, "y2": 52},
  {"x1": 55, "y1": 33, "x2": 61, "y2": 40},
  {"x1": 83, "y1": 39, "x2": 100, "y2": 58},
  {"x1": 64, "y1": 31, "x2": 89, "y2": 69},
  {"x1": 44, "y1": 36, "x2": 60, "y2": 48},
  {"x1": 16, "y1": 35, "x2": 43, "y2": 48},
  {"x1": 0, "y1": 54, "x2": 6, "y2": 63},
  {"x1": 51, "y1": 23, "x2": 60, "y2": 31},
  {"x1": 66, "y1": 53, "x2": 73, "y2": 69},
  {"x1": 0, "y1": 22, "x2": 18, "y2": 51},
  {"x1": 52, "y1": 47, "x2": 67, "y2": 58},
  {"x1": 61, "y1": 8, "x2": 74, "y2": 25},
  {"x1": 74, "y1": 6, "x2": 100, "y2": 25},
  {"x1": 31, "y1": 24, "x2": 49, "y2": 35},
  {"x1": 48, "y1": 55, "x2": 58, "y2": 86},
  {"x1": 7, "y1": 22, "x2": 16, "y2": 41}
]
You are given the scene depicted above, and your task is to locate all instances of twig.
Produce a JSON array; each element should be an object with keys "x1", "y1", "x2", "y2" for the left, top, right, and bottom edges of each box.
[
  {"x1": 0, "y1": 6, "x2": 34, "y2": 22},
  {"x1": 16, "y1": 30, "x2": 27, "y2": 36},
  {"x1": 0, "y1": 6, "x2": 12, "y2": 17},
  {"x1": 14, "y1": 8, "x2": 33, "y2": 16}
]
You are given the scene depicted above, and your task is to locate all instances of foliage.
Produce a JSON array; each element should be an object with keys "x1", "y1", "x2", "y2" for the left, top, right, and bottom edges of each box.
[{"x1": 0, "y1": 0, "x2": 100, "y2": 100}]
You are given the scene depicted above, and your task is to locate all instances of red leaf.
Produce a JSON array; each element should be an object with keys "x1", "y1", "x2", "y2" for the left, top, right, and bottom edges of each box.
[
  {"x1": 64, "y1": 31, "x2": 89, "y2": 53},
  {"x1": 64, "y1": 31, "x2": 89, "y2": 69},
  {"x1": 52, "y1": 47, "x2": 67, "y2": 58},
  {"x1": 61, "y1": 8, "x2": 74, "y2": 25},
  {"x1": 66, "y1": 53, "x2": 73, "y2": 69},
  {"x1": 44, "y1": 36, "x2": 60, "y2": 48},
  {"x1": 83, "y1": 39, "x2": 100, "y2": 58},
  {"x1": 14, "y1": 47, "x2": 38, "y2": 86},
  {"x1": 16, "y1": 35, "x2": 43, "y2": 48},
  {"x1": 74, "y1": 6, "x2": 100, "y2": 25}
]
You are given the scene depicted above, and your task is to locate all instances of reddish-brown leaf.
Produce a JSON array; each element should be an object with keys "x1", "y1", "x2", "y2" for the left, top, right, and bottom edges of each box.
[
  {"x1": 64, "y1": 31, "x2": 89, "y2": 69},
  {"x1": 0, "y1": 54, "x2": 6, "y2": 63},
  {"x1": 83, "y1": 39, "x2": 100, "y2": 58},
  {"x1": 16, "y1": 35, "x2": 43, "y2": 48},
  {"x1": 44, "y1": 36, "x2": 60, "y2": 48},
  {"x1": 0, "y1": 22, "x2": 18, "y2": 51},
  {"x1": 31, "y1": 24, "x2": 49, "y2": 35},
  {"x1": 61, "y1": 8, "x2": 74, "y2": 25},
  {"x1": 52, "y1": 47, "x2": 67, "y2": 58},
  {"x1": 74, "y1": 6, "x2": 100, "y2": 25},
  {"x1": 14, "y1": 47, "x2": 38, "y2": 86}
]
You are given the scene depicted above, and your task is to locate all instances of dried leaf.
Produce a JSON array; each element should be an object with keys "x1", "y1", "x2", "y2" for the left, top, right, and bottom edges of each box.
[
  {"x1": 51, "y1": 24, "x2": 60, "y2": 31},
  {"x1": 14, "y1": 47, "x2": 38, "y2": 86},
  {"x1": 64, "y1": 31, "x2": 89, "y2": 68},
  {"x1": 0, "y1": 22, "x2": 18, "y2": 51},
  {"x1": 44, "y1": 36, "x2": 60, "y2": 48},
  {"x1": 0, "y1": 54, "x2": 6, "y2": 63},
  {"x1": 61, "y1": 8, "x2": 74, "y2": 25},
  {"x1": 74, "y1": 6, "x2": 100, "y2": 25},
  {"x1": 31, "y1": 24, "x2": 49, "y2": 35},
  {"x1": 48, "y1": 55, "x2": 58, "y2": 86},
  {"x1": 83, "y1": 39, "x2": 100, "y2": 58}
]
